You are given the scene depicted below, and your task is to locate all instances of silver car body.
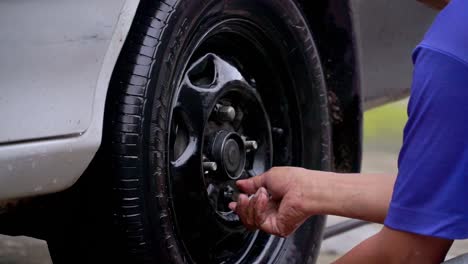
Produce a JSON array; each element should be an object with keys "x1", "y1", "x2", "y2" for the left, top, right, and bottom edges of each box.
[
  {"x1": 0, "y1": 0, "x2": 139, "y2": 200},
  {"x1": 0, "y1": 0, "x2": 435, "y2": 200}
]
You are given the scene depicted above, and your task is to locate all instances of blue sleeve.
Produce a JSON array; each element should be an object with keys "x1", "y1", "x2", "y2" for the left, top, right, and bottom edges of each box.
[{"x1": 384, "y1": 47, "x2": 468, "y2": 239}]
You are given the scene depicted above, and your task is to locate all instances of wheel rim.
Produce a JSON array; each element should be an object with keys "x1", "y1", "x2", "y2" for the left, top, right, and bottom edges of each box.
[{"x1": 168, "y1": 19, "x2": 304, "y2": 263}]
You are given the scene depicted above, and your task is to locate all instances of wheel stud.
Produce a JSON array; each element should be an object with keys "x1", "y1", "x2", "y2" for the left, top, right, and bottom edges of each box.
[
  {"x1": 216, "y1": 105, "x2": 236, "y2": 122},
  {"x1": 203, "y1": 161, "x2": 218, "y2": 172},
  {"x1": 244, "y1": 140, "x2": 258, "y2": 151},
  {"x1": 272, "y1": 127, "x2": 284, "y2": 136},
  {"x1": 223, "y1": 185, "x2": 235, "y2": 200}
]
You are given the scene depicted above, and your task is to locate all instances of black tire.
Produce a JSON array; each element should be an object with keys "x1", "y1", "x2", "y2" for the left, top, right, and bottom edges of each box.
[{"x1": 48, "y1": 0, "x2": 332, "y2": 263}]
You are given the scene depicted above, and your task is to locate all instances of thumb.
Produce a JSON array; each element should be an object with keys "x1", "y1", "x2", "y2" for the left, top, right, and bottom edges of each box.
[{"x1": 236, "y1": 173, "x2": 266, "y2": 194}]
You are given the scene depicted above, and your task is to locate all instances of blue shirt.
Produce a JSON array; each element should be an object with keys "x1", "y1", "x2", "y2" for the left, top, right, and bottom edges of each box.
[{"x1": 384, "y1": 0, "x2": 468, "y2": 239}]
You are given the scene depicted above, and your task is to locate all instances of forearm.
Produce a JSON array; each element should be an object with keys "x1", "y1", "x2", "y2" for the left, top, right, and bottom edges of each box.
[
  {"x1": 334, "y1": 227, "x2": 453, "y2": 264},
  {"x1": 302, "y1": 172, "x2": 452, "y2": 263},
  {"x1": 334, "y1": 231, "x2": 394, "y2": 264},
  {"x1": 306, "y1": 172, "x2": 396, "y2": 223}
]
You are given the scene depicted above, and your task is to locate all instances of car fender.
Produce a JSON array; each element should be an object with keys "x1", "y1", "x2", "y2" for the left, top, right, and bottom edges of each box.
[{"x1": 0, "y1": 0, "x2": 140, "y2": 200}]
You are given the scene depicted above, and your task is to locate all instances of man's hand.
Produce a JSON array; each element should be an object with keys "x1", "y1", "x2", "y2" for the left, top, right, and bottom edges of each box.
[
  {"x1": 230, "y1": 168, "x2": 452, "y2": 263},
  {"x1": 230, "y1": 167, "x2": 397, "y2": 237},
  {"x1": 418, "y1": 0, "x2": 450, "y2": 10},
  {"x1": 229, "y1": 167, "x2": 320, "y2": 237}
]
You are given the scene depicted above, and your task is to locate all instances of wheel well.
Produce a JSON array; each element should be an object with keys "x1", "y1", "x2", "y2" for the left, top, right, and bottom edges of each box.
[{"x1": 299, "y1": 0, "x2": 363, "y2": 173}]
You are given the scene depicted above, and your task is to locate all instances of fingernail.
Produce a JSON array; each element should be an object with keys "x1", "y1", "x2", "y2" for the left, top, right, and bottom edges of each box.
[
  {"x1": 239, "y1": 194, "x2": 248, "y2": 201},
  {"x1": 260, "y1": 187, "x2": 271, "y2": 198},
  {"x1": 228, "y1": 202, "x2": 236, "y2": 211}
]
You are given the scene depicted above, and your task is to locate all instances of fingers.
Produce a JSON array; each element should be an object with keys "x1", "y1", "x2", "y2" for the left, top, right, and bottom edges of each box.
[
  {"x1": 233, "y1": 187, "x2": 270, "y2": 231},
  {"x1": 235, "y1": 194, "x2": 255, "y2": 229},
  {"x1": 246, "y1": 189, "x2": 264, "y2": 228},
  {"x1": 228, "y1": 202, "x2": 237, "y2": 211},
  {"x1": 236, "y1": 173, "x2": 266, "y2": 194},
  {"x1": 254, "y1": 188, "x2": 269, "y2": 225}
]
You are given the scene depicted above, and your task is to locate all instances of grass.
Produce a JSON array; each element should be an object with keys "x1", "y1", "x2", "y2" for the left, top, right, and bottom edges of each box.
[{"x1": 364, "y1": 99, "x2": 408, "y2": 140}]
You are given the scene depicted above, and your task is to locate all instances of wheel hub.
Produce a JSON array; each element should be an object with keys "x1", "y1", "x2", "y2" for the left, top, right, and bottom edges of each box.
[
  {"x1": 169, "y1": 53, "x2": 281, "y2": 263},
  {"x1": 211, "y1": 131, "x2": 246, "y2": 180},
  {"x1": 202, "y1": 90, "x2": 270, "y2": 221}
]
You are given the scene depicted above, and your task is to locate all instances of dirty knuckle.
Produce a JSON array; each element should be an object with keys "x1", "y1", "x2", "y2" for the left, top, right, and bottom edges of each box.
[
  {"x1": 243, "y1": 215, "x2": 252, "y2": 225},
  {"x1": 255, "y1": 215, "x2": 264, "y2": 225},
  {"x1": 277, "y1": 227, "x2": 292, "y2": 237}
]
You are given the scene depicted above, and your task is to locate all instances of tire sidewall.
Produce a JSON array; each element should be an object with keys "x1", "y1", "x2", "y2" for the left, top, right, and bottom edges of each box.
[{"x1": 143, "y1": 0, "x2": 331, "y2": 263}]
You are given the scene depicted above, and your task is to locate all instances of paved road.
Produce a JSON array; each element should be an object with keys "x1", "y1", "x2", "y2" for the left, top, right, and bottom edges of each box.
[{"x1": 0, "y1": 235, "x2": 51, "y2": 264}]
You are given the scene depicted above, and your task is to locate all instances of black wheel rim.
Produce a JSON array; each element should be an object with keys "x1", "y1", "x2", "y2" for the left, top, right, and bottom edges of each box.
[{"x1": 168, "y1": 19, "x2": 304, "y2": 263}]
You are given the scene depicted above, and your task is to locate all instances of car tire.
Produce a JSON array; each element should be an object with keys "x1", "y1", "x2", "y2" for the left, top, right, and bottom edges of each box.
[{"x1": 48, "y1": 0, "x2": 332, "y2": 263}]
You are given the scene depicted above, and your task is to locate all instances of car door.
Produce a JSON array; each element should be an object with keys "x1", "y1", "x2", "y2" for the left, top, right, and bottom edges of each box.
[
  {"x1": 352, "y1": 0, "x2": 437, "y2": 109},
  {"x1": 0, "y1": 0, "x2": 126, "y2": 144}
]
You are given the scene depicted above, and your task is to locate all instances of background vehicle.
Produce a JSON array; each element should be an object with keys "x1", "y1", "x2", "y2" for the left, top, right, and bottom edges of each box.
[{"x1": 0, "y1": 0, "x2": 435, "y2": 263}]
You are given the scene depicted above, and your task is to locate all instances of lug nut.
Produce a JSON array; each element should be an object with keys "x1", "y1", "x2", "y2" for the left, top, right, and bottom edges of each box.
[
  {"x1": 244, "y1": 140, "x2": 258, "y2": 151},
  {"x1": 203, "y1": 161, "x2": 218, "y2": 172},
  {"x1": 223, "y1": 185, "x2": 235, "y2": 199},
  {"x1": 272, "y1": 127, "x2": 284, "y2": 136},
  {"x1": 216, "y1": 105, "x2": 236, "y2": 122}
]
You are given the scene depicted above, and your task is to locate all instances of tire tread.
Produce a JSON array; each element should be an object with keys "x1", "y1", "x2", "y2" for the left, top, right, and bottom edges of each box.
[{"x1": 108, "y1": 0, "x2": 178, "y2": 262}]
